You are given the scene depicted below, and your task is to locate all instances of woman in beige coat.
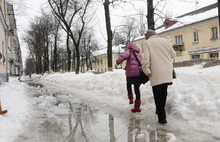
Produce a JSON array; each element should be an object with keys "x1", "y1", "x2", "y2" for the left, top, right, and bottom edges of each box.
[{"x1": 142, "y1": 30, "x2": 176, "y2": 124}]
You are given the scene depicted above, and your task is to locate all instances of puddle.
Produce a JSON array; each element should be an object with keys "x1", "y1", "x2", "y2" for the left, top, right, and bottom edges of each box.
[{"x1": 15, "y1": 81, "x2": 219, "y2": 142}]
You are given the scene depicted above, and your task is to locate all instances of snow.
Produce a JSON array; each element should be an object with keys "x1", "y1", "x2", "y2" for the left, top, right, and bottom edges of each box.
[
  {"x1": 1, "y1": 64, "x2": 220, "y2": 141},
  {"x1": 156, "y1": 6, "x2": 218, "y2": 33},
  {"x1": 134, "y1": 7, "x2": 219, "y2": 41}
]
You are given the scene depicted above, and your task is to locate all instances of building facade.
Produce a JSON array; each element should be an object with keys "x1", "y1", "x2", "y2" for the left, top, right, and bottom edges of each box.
[
  {"x1": 92, "y1": 44, "x2": 127, "y2": 72},
  {"x1": 134, "y1": 2, "x2": 220, "y2": 62},
  {"x1": 0, "y1": 1, "x2": 21, "y2": 84},
  {"x1": 0, "y1": 0, "x2": 7, "y2": 83},
  {"x1": 7, "y1": 3, "x2": 22, "y2": 76}
]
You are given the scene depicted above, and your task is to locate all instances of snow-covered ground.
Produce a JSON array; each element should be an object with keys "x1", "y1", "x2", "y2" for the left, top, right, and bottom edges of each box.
[{"x1": 1, "y1": 64, "x2": 220, "y2": 142}]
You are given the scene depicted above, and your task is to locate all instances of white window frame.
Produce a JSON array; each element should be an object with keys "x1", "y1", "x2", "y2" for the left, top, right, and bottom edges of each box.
[
  {"x1": 175, "y1": 35, "x2": 183, "y2": 45},
  {"x1": 193, "y1": 32, "x2": 199, "y2": 42},
  {"x1": 211, "y1": 27, "x2": 218, "y2": 39}
]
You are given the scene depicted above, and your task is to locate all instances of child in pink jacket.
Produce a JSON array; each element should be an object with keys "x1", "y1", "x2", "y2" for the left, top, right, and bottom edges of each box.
[{"x1": 115, "y1": 42, "x2": 143, "y2": 112}]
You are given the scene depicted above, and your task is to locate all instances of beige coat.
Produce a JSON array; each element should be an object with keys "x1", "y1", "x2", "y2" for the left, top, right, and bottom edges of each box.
[{"x1": 142, "y1": 35, "x2": 176, "y2": 86}]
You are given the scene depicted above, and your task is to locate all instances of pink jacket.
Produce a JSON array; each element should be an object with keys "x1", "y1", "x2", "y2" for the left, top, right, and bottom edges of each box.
[{"x1": 116, "y1": 42, "x2": 143, "y2": 77}]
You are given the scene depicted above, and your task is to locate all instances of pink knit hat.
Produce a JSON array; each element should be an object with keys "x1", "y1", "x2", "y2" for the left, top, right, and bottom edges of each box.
[{"x1": 145, "y1": 29, "x2": 156, "y2": 39}]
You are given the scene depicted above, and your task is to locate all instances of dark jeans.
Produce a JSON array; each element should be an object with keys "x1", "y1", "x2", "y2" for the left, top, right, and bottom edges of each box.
[
  {"x1": 152, "y1": 83, "x2": 168, "y2": 120},
  {"x1": 127, "y1": 82, "x2": 140, "y2": 100}
]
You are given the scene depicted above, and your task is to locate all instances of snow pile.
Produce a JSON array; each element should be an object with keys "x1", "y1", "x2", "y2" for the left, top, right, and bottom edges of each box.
[{"x1": 0, "y1": 78, "x2": 32, "y2": 142}]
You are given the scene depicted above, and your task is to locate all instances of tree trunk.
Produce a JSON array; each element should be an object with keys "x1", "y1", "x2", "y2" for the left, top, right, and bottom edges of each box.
[
  {"x1": 66, "y1": 32, "x2": 71, "y2": 72},
  {"x1": 46, "y1": 39, "x2": 49, "y2": 72},
  {"x1": 147, "y1": 0, "x2": 155, "y2": 30},
  {"x1": 104, "y1": 0, "x2": 113, "y2": 71},
  {"x1": 76, "y1": 44, "x2": 80, "y2": 74},
  {"x1": 89, "y1": 48, "x2": 92, "y2": 70},
  {"x1": 54, "y1": 33, "x2": 57, "y2": 72},
  {"x1": 72, "y1": 49, "x2": 75, "y2": 72}
]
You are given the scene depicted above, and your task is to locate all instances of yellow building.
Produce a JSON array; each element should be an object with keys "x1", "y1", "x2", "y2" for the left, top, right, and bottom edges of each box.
[
  {"x1": 92, "y1": 44, "x2": 126, "y2": 72},
  {"x1": 134, "y1": 2, "x2": 220, "y2": 62}
]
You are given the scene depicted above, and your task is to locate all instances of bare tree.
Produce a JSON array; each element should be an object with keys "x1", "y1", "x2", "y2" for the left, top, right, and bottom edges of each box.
[
  {"x1": 23, "y1": 11, "x2": 54, "y2": 74},
  {"x1": 121, "y1": 17, "x2": 138, "y2": 45},
  {"x1": 24, "y1": 58, "x2": 35, "y2": 75},
  {"x1": 113, "y1": 17, "x2": 138, "y2": 46},
  {"x1": 51, "y1": 18, "x2": 61, "y2": 72},
  {"x1": 79, "y1": 29, "x2": 99, "y2": 72},
  {"x1": 138, "y1": 7, "x2": 146, "y2": 36},
  {"x1": 113, "y1": 32, "x2": 125, "y2": 45},
  {"x1": 48, "y1": 0, "x2": 94, "y2": 74}
]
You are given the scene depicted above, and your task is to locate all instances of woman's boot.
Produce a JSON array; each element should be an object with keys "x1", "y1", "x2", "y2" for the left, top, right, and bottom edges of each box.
[
  {"x1": 131, "y1": 100, "x2": 141, "y2": 112},
  {"x1": 128, "y1": 93, "x2": 133, "y2": 104}
]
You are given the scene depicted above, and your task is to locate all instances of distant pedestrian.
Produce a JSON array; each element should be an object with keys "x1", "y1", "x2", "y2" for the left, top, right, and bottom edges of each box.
[
  {"x1": 142, "y1": 29, "x2": 176, "y2": 124},
  {"x1": 115, "y1": 42, "x2": 143, "y2": 112},
  {"x1": 29, "y1": 72, "x2": 32, "y2": 80},
  {"x1": 18, "y1": 74, "x2": 22, "y2": 82}
]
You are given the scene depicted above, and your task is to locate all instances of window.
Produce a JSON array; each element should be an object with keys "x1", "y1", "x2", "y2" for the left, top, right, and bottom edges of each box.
[
  {"x1": 175, "y1": 35, "x2": 183, "y2": 45},
  {"x1": 210, "y1": 53, "x2": 219, "y2": 60},
  {"x1": 101, "y1": 58, "x2": 103, "y2": 64},
  {"x1": 211, "y1": 27, "x2": 218, "y2": 39},
  {"x1": 105, "y1": 58, "x2": 106, "y2": 64},
  {"x1": 193, "y1": 32, "x2": 199, "y2": 42},
  {"x1": 192, "y1": 55, "x2": 200, "y2": 60}
]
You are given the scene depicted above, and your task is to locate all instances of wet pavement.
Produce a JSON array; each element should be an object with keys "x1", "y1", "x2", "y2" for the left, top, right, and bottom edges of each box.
[{"x1": 14, "y1": 79, "x2": 220, "y2": 142}]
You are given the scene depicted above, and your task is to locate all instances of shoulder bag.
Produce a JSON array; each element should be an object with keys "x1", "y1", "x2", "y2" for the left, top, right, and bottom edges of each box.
[{"x1": 133, "y1": 52, "x2": 149, "y2": 84}]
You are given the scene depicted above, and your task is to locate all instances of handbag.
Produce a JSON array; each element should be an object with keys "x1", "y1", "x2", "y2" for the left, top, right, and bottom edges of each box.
[{"x1": 133, "y1": 52, "x2": 149, "y2": 84}]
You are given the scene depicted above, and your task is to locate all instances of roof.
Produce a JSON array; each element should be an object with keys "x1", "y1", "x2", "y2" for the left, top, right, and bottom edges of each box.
[
  {"x1": 92, "y1": 44, "x2": 126, "y2": 57},
  {"x1": 176, "y1": 2, "x2": 218, "y2": 18},
  {"x1": 156, "y1": 2, "x2": 218, "y2": 34},
  {"x1": 134, "y1": 2, "x2": 218, "y2": 41}
]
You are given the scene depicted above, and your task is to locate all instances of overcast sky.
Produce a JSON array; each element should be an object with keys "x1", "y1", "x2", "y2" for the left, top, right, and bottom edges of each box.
[{"x1": 14, "y1": 0, "x2": 217, "y2": 67}]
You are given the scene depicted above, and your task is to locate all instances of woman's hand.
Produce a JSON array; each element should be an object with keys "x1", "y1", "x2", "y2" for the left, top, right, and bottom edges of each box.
[{"x1": 115, "y1": 63, "x2": 118, "y2": 69}]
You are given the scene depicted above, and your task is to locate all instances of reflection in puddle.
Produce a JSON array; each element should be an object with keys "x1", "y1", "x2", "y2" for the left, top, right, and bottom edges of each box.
[{"x1": 17, "y1": 99, "x2": 173, "y2": 142}]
